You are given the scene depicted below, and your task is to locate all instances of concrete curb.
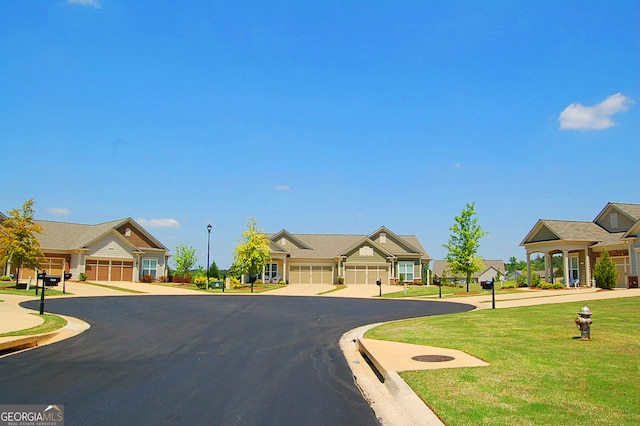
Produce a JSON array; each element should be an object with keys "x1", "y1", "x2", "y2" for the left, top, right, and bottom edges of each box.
[{"x1": 340, "y1": 324, "x2": 445, "y2": 426}]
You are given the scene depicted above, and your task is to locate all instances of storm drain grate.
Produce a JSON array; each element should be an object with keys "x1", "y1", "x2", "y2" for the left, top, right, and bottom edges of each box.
[{"x1": 412, "y1": 355, "x2": 455, "y2": 362}]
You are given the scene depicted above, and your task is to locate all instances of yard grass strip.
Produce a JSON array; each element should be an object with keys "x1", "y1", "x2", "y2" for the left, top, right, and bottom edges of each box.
[
  {"x1": 366, "y1": 297, "x2": 640, "y2": 426},
  {"x1": 82, "y1": 281, "x2": 146, "y2": 294},
  {"x1": 0, "y1": 313, "x2": 67, "y2": 337},
  {"x1": 318, "y1": 285, "x2": 347, "y2": 295}
]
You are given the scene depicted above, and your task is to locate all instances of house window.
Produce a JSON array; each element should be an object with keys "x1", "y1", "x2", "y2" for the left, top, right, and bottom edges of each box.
[
  {"x1": 398, "y1": 262, "x2": 414, "y2": 281},
  {"x1": 610, "y1": 213, "x2": 618, "y2": 229},
  {"x1": 380, "y1": 233, "x2": 387, "y2": 244},
  {"x1": 142, "y1": 259, "x2": 158, "y2": 278}
]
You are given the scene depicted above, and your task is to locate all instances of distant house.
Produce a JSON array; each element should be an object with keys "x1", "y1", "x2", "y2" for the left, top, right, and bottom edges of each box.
[
  {"x1": 520, "y1": 202, "x2": 640, "y2": 288},
  {"x1": 432, "y1": 259, "x2": 506, "y2": 283},
  {"x1": 4, "y1": 217, "x2": 170, "y2": 283},
  {"x1": 265, "y1": 226, "x2": 431, "y2": 285}
]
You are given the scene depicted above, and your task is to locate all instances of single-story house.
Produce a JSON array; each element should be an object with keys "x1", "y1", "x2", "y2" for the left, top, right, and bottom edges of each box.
[
  {"x1": 520, "y1": 202, "x2": 640, "y2": 288},
  {"x1": 263, "y1": 226, "x2": 431, "y2": 285},
  {"x1": 432, "y1": 259, "x2": 506, "y2": 283},
  {"x1": 2, "y1": 217, "x2": 170, "y2": 283}
]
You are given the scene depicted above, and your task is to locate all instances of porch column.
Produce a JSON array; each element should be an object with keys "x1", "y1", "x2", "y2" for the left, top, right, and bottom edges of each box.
[
  {"x1": 284, "y1": 257, "x2": 288, "y2": 283},
  {"x1": 526, "y1": 251, "x2": 532, "y2": 287},
  {"x1": 584, "y1": 248, "x2": 592, "y2": 287},
  {"x1": 563, "y1": 250, "x2": 570, "y2": 288},
  {"x1": 545, "y1": 253, "x2": 551, "y2": 282}
]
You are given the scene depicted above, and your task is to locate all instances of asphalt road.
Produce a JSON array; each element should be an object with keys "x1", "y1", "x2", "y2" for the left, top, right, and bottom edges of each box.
[{"x1": 2, "y1": 296, "x2": 473, "y2": 425}]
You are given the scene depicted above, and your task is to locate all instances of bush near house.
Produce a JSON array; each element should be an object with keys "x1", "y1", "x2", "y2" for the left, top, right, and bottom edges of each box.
[
  {"x1": 594, "y1": 250, "x2": 618, "y2": 289},
  {"x1": 140, "y1": 275, "x2": 155, "y2": 283},
  {"x1": 78, "y1": 273, "x2": 87, "y2": 282},
  {"x1": 0, "y1": 275, "x2": 11, "y2": 281}
]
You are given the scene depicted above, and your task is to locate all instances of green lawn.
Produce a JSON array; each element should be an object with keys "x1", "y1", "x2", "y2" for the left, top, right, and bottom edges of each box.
[
  {"x1": 81, "y1": 281, "x2": 146, "y2": 294},
  {"x1": 0, "y1": 313, "x2": 67, "y2": 337},
  {"x1": 382, "y1": 282, "x2": 523, "y2": 298},
  {"x1": 0, "y1": 281, "x2": 67, "y2": 296},
  {"x1": 365, "y1": 297, "x2": 640, "y2": 426}
]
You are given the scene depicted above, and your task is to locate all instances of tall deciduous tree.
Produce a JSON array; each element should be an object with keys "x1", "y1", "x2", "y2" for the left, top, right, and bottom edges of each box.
[
  {"x1": 233, "y1": 217, "x2": 270, "y2": 292},
  {"x1": 172, "y1": 245, "x2": 198, "y2": 279},
  {"x1": 0, "y1": 199, "x2": 44, "y2": 285},
  {"x1": 443, "y1": 202, "x2": 487, "y2": 292},
  {"x1": 593, "y1": 249, "x2": 618, "y2": 289}
]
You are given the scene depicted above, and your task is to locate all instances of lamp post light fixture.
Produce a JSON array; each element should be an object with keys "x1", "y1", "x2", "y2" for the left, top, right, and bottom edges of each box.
[{"x1": 207, "y1": 224, "x2": 212, "y2": 290}]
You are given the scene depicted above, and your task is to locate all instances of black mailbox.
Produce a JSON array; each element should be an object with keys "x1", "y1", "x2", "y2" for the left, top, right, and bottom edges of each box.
[
  {"x1": 37, "y1": 272, "x2": 46, "y2": 279},
  {"x1": 44, "y1": 276, "x2": 61, "y2": 287},
  {"x1": 64, "y1": 273, "x2": 72, "y2": 280},
  {"x1": 376, "y1": 279, "x2": 381, "y2": 286},
  {"x1": 433, "y1": 278, "x2": 441, "y2": 285}
]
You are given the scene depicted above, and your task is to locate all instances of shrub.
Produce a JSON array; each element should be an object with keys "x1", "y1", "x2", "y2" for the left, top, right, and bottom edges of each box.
[
  {"x1": 230, "y1": 277, "x2": 241, "y2": 289},
  {"x1": 254, "y1": 279, "x2": 264, "y2": 285},
  {"x1": 594, "y1": 250, "x2": 618, "y2": 289},
  {"x1": 193, "y1": 276, "x2": 208, "y2": 288},
  {"x1": 539, "y1": 282, "x2": 565, "y2": 289},
  {"x1": 78, "y1": 272, "x2": 87, "y2": 282},
  {"x1": 336, "y1": 276, "x2": 344, "y2": 285},
  {"x1": 501, "y1": 281, "x2": 517, "y2": 289},
  {"x1": 173, "y1": 275, "x2": 192, "y2": 284},
  {"x1": 0, "y1": 275, "x2": 11, "y2": 281},
  {"x1": 278, "y1": 280, "x2": 287, "y2": 285},
  {"x1": 140, "y1": 274, "x2": 154, "y2": 283}
]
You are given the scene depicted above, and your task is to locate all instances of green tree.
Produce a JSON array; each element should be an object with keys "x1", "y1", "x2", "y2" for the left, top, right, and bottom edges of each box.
[
  {"x1": 0, "y1": 199, "x2": 44, "y2": 286},
  {"x1": 443, "y1": 202, "x2": 488, "y2": 292},
  {"x1": 233, "y1": 217, "x2": 271, "y2": 293},
  {"x1": 172, "y1": 245, "x2": 197, "y2": 279},
  {"x1": 593, "y1": 249, "x2": 618, "y2": 289},
  {"x1": 208, "y1": 261, "x2": 220, "y2": 279}
]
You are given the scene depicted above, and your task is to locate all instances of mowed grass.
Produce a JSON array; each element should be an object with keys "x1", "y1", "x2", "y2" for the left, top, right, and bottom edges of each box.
[
  {"x1": 0, "y1": 313, "x2": 67, "y2": 337},
  {"x1": 382, "y1": 282, "x2": 523, "y2": 298},
  {"x1": 0, "y1": 281, "x2": 66, "y2": 296},
  {"x1": 365, "y1": 297, "x2": 640, "y2": 426}
]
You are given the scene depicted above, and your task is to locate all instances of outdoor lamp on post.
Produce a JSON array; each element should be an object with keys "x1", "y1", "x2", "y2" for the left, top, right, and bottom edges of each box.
[{"x1": 206, "y1": 224, "x2": 212, "y2": 290}]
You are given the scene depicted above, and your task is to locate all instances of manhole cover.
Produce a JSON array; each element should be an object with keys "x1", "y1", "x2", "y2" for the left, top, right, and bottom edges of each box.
[{"x1": 412, "y1": 355, "x2": 455, "y2": 363}]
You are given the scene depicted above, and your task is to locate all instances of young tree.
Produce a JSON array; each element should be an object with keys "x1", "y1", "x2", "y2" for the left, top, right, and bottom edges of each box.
[
  {"x1": 208, "y1": 261, "x2": 220, "y2": 279},
  {"x1": 0, "y1": 199, "x2": 44, "y2": 286},
  {"x1": 593, "y1": 249, "x2": 618, "y2": 289},
  {"x1": 233, "y1": 217, "x2": 271, "y2": 292},
  {"x1": 172, "y1": 245, "x2": 197, "y2": 279},
  {"x1": 443, "y1": 202, "x2": 488, "y2": 292}
]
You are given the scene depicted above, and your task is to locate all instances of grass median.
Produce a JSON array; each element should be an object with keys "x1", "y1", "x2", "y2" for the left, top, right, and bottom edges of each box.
[
  {"x1": 365, "y1": 297, "x2": 640, "y2": 426},
  {"x1": 0, "y1": 313, "x2": 67, "y2": 337}
]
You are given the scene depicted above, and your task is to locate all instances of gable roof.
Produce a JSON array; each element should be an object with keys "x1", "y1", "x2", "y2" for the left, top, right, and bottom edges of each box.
[
  {"x1": 267, "y1": 228, "x2": 431, "y2": 260},
  {"x1": 34, "y1": 218, "x2": 168, "y2": 252},
  {"x1": 520, "y1": 219, "x2": 612, "y2": 245},
  {"x1": 594, "y1": 202, "x2": 640, "y2": 223}
]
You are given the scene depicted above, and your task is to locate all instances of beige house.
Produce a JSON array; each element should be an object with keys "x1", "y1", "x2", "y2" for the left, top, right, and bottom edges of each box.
[
  {"x1": 432, "y1": 259, "x2": 506, "y2": 283},
  {"x1": 520, "y1": 202, "x2": 640, "y2": 288},
  {"x1": 3, "y1": 217, "x2": 170, "y2": 283},
  {"x1": 264, "y1": 227, "x2": 431, "y2": 285}
]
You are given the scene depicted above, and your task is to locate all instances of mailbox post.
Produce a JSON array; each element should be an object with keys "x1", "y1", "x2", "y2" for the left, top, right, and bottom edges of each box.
[
  {"x1": 36, "y1": 271, "x2": 46, "y2": 296},
  {"x1": 63, "y1": 273, "x2": 72, "y2": 294},
  {"x1": 376, "y1": 279, "x2": 382, "y2": 297},
  {"x1": 39, "y1": 270, "x2": 46, "y2": 315}
]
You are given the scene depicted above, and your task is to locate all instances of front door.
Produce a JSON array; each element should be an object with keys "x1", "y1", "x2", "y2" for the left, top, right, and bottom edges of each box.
[{"x1": 569, "y1": 255, "x2": 579, "y2": 287}]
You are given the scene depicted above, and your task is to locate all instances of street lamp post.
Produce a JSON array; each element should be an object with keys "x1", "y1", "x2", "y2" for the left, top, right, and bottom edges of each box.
[{"x1": 207, "y1": 224, "x2": 212, "y2": 290}]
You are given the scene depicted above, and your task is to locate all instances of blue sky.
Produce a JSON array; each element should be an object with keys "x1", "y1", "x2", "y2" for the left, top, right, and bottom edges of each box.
[{"x1": 2, "y1": 1, "x2": 638, "y2": 269}]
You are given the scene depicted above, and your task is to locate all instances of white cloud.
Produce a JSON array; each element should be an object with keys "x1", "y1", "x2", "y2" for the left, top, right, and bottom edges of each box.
[
  {"x1": 67, "y1": 0, "x2": 101, "y2": 8},
  {"x1": 559, "y1": 93, "x2": 634, "y2": 130},
  {"x1": 136, "y1": 218, "x2": 181, "y2": 228},
  {"x1": 275, "y1": 185, "x2": 291, "y2": 191},
  {"x1": 46, "y1": 207, "x2": 71, "y2": 215},
  {"x1": 455, "y1": 162, "x2": 462, "y2": 169}
]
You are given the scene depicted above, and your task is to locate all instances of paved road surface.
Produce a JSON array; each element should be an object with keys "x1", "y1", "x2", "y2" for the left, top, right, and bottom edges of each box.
[{"x1": 1, "y1": 296, "x2": 472, "y2": 425}]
